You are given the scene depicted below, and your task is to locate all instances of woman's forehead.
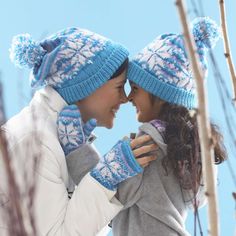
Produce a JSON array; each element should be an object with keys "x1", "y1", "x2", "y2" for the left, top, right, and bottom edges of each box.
[{"x1": 113, "y1": 73, "x2": 127, "y2": 83}]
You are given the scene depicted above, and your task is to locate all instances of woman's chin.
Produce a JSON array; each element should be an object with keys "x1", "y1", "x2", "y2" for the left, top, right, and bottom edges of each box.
[
  {"x1": 98, "y1": 118, "x2": 114, "y2": 129},
  {"x1": 108, "y1": 118, "x2": 115, "y2": 129}
]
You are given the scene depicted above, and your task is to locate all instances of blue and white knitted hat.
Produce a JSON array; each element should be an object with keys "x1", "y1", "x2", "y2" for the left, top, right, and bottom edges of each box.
[
  {"x1": 128, "y1": 17, "x2": 221, "y2": 109},
  {"x1": 9, "y1": 28, "x2": 129, "y2": 104}
]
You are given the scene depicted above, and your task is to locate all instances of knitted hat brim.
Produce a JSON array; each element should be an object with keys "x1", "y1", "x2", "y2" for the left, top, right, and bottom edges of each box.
[
  {"x1": 128, "y1": 61, "x2": 196, "y2": 109},
  {"x1": 56, "y1": 45, "x2": 129, "y2": 104}
]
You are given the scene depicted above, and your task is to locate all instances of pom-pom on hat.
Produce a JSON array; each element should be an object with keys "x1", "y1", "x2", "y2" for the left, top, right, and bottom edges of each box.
[
  {"x1": 128, "y1": 17, "x2": 221, "y2": 109},
  {"x1": 9, "y1": 28, "x2": 129, "y2": 104}
]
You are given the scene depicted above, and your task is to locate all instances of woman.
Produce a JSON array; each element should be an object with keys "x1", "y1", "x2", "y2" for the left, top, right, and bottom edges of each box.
[{"x1": 0, "y1": 28, "x2": 157, "y2": 236}]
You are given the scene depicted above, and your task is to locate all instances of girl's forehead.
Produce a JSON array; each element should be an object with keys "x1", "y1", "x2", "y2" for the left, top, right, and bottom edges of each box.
[
  {"x1": 129, "y1": 81, "x2": 140, "y2": 88},
  {"x1": 129, "y1": 81, "x2": 134, "y2": 86}
]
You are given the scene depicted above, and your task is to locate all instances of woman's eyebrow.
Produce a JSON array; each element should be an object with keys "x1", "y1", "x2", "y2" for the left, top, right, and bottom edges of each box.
[{"x1": 116, "y1": 79, "x2": 127, "y2": 85}]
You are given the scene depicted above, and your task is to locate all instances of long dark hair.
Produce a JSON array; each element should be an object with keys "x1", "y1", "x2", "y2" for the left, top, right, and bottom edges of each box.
[{"x1": 156, "y1": 101, "x2": 227, "y2": 193}]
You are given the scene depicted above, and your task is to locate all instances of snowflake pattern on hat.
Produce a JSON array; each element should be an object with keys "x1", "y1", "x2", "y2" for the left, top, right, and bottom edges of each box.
[
  {"x1": 134, "y1": 34, "x2": 195, "y2": 92},
  {"x1": 128, "y1": 17, "x2": 220, "y2": 109},
  {"x1": 41, "y1": 29, "x2": 107, "y2": 88}
]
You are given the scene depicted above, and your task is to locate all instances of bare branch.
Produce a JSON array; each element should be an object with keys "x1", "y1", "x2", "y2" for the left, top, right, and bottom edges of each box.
[
  {"x1": 219, "y1": 0, "x2": 236, "y2": 102},
  {"x1": 0, "y1": 72, "x2": 6, "y2": 125},
  {"x1": 0, "y1": 78, "x2": 40, "y2": 236},
  {"x1": 175, "y1": 0, "x2": 220, "y2": 235},
  {"x1": 0, "y1": 131, "x2": 27, "y2": 235}
]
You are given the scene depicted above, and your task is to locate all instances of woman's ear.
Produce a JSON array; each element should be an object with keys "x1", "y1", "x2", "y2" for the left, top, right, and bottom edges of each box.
[{"x1": 75, "y1": 101, "x2": 81, "y2": 107}]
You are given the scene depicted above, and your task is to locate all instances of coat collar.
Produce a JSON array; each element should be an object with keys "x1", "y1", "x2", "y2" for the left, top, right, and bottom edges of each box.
[
  {"x1": 33, "y1": 86, "x2": 68, "y2": 115},
  {"x1": 32, "y1": 86, "x2": 97, "y2": 144}
]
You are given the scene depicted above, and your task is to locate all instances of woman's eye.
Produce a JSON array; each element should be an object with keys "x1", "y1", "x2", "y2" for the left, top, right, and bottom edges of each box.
[{"x1": 117, "y1": 86, "x2": 123, "y2": 90}]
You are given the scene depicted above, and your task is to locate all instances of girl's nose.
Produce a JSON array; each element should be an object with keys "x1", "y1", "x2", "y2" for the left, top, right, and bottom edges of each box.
[
  {"x1": 120, "y1": 89, "x2": 128, "y2": 104},
  {"x1": 127, "y1": 91, "x2": 133, "y2": 102}
]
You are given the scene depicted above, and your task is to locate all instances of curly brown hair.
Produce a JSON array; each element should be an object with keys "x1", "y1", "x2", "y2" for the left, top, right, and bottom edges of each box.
[{"x1": 156, "y1": 101, "x2": 227, "y2": 193}]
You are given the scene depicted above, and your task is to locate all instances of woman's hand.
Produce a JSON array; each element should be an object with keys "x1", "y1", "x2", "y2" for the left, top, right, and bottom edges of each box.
[
  {"x1": 130, "y1": 134, "x2": 158, "y2": 168},
  {"x1": 90, "y1": 134, "x2": 158, "y2": 191}
]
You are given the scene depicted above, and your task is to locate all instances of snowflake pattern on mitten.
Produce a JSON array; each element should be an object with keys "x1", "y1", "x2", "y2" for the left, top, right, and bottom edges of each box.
[
  {"x1": 91, "y1": 140, "x2": 143, "y2": 190},
  {"x1": 57, "y1": 104, "x2": 96, "y2": 155}
]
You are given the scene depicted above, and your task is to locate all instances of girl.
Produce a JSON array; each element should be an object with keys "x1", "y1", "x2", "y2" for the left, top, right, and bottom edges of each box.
[
  {"x1": 112, "y1": 17, "x2": 227, "y2": 236},
  {"x1": 0, "y1": 28, "x2": 157, "y2": 236}
]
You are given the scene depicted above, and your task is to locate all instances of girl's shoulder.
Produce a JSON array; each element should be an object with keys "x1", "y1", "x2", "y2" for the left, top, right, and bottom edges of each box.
[{"x1": 138, "y1": 120, "x2": 167, "y2": 153}]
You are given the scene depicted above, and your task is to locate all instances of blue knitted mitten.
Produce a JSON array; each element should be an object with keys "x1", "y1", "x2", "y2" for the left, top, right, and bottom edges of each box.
[
  {"x1": 90, "y1": 139, "x2": 143, "y2": 190},
  {"x1": 57, "y1": 105, "x2": 97, "y2": 156}
]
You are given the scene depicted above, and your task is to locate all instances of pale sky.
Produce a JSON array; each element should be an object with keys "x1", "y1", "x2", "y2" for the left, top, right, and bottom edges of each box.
[{"x1": 1, "y1": 0, "x2": 235, "y2": 235}]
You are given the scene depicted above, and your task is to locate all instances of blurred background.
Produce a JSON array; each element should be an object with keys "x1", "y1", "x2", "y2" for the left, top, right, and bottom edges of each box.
[{"x1": 0, "y1": 0, "x2": 235, "y2": 235}]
